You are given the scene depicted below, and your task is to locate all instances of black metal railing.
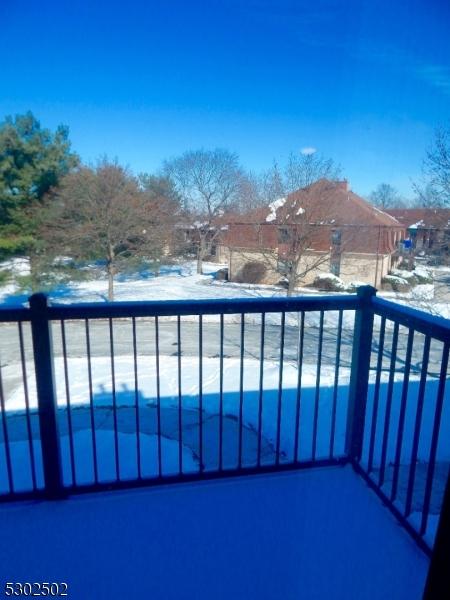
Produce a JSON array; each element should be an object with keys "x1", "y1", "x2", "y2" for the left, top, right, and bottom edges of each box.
[{"x1": 1, "y1": 287, "x2": 449, "y2": 572}]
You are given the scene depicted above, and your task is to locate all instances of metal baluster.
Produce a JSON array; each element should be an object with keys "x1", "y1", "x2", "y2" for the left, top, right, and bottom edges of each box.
[
  {"x1": 275, "y1": 312, "x2": 286, "y2": 465},
  {"x1": 391, "y1": 328, "x2": 414, "y2": 502},
  {"x1": 0, "y1": 362, "x2": 13, "y2": 493},
  {"x1": 405, "y1": 336, "x2": 431, "y2": 517},
  {"x1": 420, "y1": 343, "x2": 450, "y2": 536},
  {"x1": 198, "y1": 315, "x2": 203, "y2": 473},
  {"x1": 132, "y1": 318, "x2": 141, "y2": 480},
  {"x1": 330, "y1": 310, "x2": 343, "y2": 459},
  {"x1": 177, "y1": 316, "x2": 183, "y2": 475},
  {"x1": 312, "y1": 311, "x2": 324, "y2": 460},
  {"x1": 219, "y1": 314, "x2": 224, "y2": 471},
  {"x1": 238, "y1": 313, "x2": 245, "y2": 469},
  {"x1": 293, "y1": 311, "x2": 305, "y2": 463},
  {"x1": 109, "y1": 318, "x2": 120, "y2": 481},
  {"x1": 85, "y1": 319, "x2": 98, "y2": 484},
  {"x1": 18, "y1": 322, "x2": 37, "y2": 490},
  {"x1": 379, "y1": 321, "x2": 399, "y2": 488},
  {"x1": 61, "y1": 321, "x2": 76, "y2": 486},
  {"x1": 257, "y1": 313, "x2": 265, "y2": 468},
  {"x1": 367, "y1": 317, "x2": 386, "y2": 473},
  {"x1": 155, "y1": 316, "x2": 162, "y2": 477}
]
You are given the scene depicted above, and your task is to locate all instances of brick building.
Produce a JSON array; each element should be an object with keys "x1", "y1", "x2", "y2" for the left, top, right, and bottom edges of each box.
[{"x1": 218, "y1": 179, "x2": 405, "y2": 288}]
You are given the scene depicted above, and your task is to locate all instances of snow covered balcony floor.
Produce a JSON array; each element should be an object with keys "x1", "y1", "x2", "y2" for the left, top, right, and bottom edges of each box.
[{"x1": 0, "y1": 466, "x2": 429, "y2": 600}]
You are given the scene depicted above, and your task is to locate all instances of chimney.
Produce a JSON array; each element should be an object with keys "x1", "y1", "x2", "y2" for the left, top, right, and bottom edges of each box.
[{"x1": 337, "y1": 180, "x2": 349, "y2": 192}]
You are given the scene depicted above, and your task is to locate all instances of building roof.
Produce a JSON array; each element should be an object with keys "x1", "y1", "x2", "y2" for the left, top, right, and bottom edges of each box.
[
  {"x1": 221, "y1": 180, "x2": 404, "y2": 255},
  {"x1": 223, "y1": 180, "x2": 401, "y2": 227},
  {"x1": 386, "y1": 208, "x2": 450, "y2": 230}
]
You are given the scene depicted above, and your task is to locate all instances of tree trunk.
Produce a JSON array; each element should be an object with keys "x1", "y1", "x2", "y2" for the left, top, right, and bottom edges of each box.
[
  {"x1": 107, "y1": 244, "x2": 115, "y2": 301},
  {"x1": 107, "y1": 264, "x2": 114, "y2": 301},
  {"x1": 197, "y1": 237, "x2": 206, "y2": 274},
  {"x1": 29, "y1": 252, "x2": 39, "y2": 291},
  {"x1": 286, "y1": 266, "x2": 297, "y2": 297}
]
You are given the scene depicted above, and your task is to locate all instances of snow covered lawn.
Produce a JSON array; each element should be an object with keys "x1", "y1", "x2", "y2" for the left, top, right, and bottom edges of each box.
[
  {"x1": 1, "y1": 356, "x2": 352, "y2": 491},
  {"x1": 0, "y1": 258, "x2": 448, "y2": 321}
]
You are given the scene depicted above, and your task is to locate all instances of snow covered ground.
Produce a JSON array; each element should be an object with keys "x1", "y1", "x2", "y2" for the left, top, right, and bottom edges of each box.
[
  {"x1": 0, "y1": 259, "x2": 275, "y2": 306},
  {"x1": 1, "y1": 355, "x2": 352, "y2": 489},
  {"x1": 0, "y1": 258, "x2": 448, "y2": 320}
]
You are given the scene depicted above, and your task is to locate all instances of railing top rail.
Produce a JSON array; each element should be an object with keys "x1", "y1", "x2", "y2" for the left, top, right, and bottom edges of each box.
[
  {"x1": 372, "y1": 296, "x2": 450, "y2": 343},
  {"x1": 42, "y1": 294, "x2": 361, "y2": 320},
  {"x1": 2, "y1": 292, "x2": 450, "y2": 342},
  {"x1": 0, "y1": 306, "x2": 31, "y2": 323}
]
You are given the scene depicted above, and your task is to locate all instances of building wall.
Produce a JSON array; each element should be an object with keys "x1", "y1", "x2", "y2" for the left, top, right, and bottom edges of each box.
[
  {"x1": 217, "y1": 244, "x2": 230, "y2": 264},
  {"x1": 339, "y1": 252, "x2": 391, "y2": 287},
  {"x1": 295, "y1": 252, "x2": 330, "y2": 284},
  {"x1": 229, "y1": 248, "x2": 280, "y2": 284},
  {"x1": 228, "y1": 246, "x2": 393, "y2": 288}
]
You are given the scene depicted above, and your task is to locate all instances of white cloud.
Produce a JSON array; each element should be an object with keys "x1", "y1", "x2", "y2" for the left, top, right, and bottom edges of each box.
[
  {"x1": 416, "y1": 64, "x2": 450, "y2": 95},
  {"x1": 301, "y1": 147, "x2": 317, "y2": 155}
]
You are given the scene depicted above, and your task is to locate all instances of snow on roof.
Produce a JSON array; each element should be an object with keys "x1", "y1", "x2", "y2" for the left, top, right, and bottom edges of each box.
[
  {"x1": 409, "y1": 220, "x2": 425, "y2": 229},
  {"x1": 266, "y1": 197, "x2": 286, "y2": 222}
]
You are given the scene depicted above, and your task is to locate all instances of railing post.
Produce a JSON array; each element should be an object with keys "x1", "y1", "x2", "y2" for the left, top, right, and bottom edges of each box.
[
  {"x1": 345, "y1": 285, "x2": 376, "y2": 461},
  {"x1": 423, "y1": 470, "x2": 450, "y2": 598},
  {"x1": 29, "y1": 293, "x2": 64, "y2": 498}
]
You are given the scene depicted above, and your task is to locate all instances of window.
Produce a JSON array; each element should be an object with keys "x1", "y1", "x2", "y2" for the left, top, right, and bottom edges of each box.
[
  {"x1": 330, "y1": 254, "x2": 341, "y2": 276},
  {"x1": 331, "y1": 229, "x2": 342, "y2": 245},
  {"x1": 278, "y1": 227, "x2": 293, "y2": 243}
]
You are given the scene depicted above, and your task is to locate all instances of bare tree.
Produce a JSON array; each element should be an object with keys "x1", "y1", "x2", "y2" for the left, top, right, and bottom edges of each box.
[
  {"x1": 369, "y1": 183, "x2": 400, "y2": 209},
  {"x1": 164, "y1": 148, "x2": 244, "y2": 274},
  {"x1": 232, "y1": 153, "x2": 343, "y2": 294},
  {"x1": 284, "y1": 151, "x2": 341, "y2": 193},
  {"x1": 260, "y1": 180, "x2": 346, "y2": 295},
  {"x1": 234, "y1": 171, "x2": 268, "y2": 213},
  {"x1": 414, "y1": 126, "x2": 450, "y2": 207},
  {"x1": 411, "y1": 182, "x2": 439, "y2": 208},
  {"x1": 258, "y1": 161, "x2": 285, "y2": 204},
  {"x1": 39, "y1": 160, "x2": 177, "y2": 300}
]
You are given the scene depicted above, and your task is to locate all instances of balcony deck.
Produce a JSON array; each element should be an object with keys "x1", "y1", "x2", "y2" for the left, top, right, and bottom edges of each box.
[{"x1": 0, "y1": 465, "x2": 428, "y2": 599}]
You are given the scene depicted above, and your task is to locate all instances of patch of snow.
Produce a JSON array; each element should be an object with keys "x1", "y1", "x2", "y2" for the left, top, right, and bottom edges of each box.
[
  {"x1": 0, "y1": 257, "x2": 30, "y2": 276},
  {"x1": 5, "y1": 431, "x2": 198, "y2": 491},
  {"x1": 265, "y1": 197, "x2": 286, "y2": 222},
  {"x1": 409, "y1": 220, "x2": 424, "y2": 229},
  {"x1": 390, "y1": 269, "x2": 417, "y2": 282},
  {"x1": 411, "y1": 284, "x2": 434, "y2": 301}
]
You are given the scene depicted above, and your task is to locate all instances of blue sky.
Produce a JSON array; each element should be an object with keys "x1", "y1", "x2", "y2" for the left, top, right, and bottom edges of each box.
[{"x1": 1, "y1": 0, "x2": 449, "y2": 198}]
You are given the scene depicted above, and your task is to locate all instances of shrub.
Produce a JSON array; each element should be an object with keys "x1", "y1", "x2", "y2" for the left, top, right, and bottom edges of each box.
[
  {"x1": 413, "y1": 267, "x2": 433, "y2": 284},
  {"x1": 390, "y1": 268, "x2": 418, "y2": 284},
  {"x1": 312, "y1": 272, "x2": 347, "y2": 291},
  {"x1": 0, "y1": 269, "x2": 10, "y2": 285},
  {"x1": 235, "y1": 261, "x2": 267, "y2": 284},
  {"x1": 381, "y1": 274, "x2": 410, "y2": 292}
]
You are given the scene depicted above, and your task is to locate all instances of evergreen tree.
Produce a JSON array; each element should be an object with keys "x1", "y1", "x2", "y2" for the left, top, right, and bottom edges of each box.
[{"x1": 0, "y1": 111, "x2": 79, "y2": 258}]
